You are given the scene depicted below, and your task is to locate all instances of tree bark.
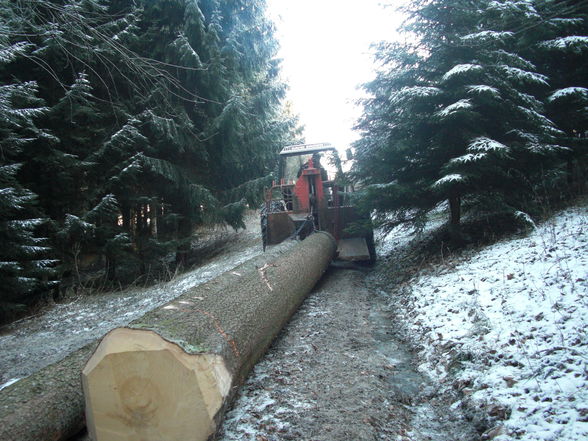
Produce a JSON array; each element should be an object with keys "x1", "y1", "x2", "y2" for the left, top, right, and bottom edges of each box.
[
  {"x1": 175, "y1": 216, "x2": 193, "y2": 266},
  {"x1": 448, "y1": 192, "x2": 464, "y2": 242},
  {"x1": 0, "y1": 342, "x2": 98, "y2": 441},
  {"x1": 449, "y1": 193, "x2": 461, "y2": 227},
  {"x1": 82, "y1": 231, "x2": 336, "y2": 441}
]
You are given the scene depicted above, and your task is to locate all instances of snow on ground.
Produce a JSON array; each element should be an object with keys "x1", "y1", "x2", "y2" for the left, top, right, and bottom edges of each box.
[
  {"x1": 0, "y1": 213, "x2": 263, "y2": 387},
  {"x1": 382, "y1": 204, "x2": 588, "y2": 440}
]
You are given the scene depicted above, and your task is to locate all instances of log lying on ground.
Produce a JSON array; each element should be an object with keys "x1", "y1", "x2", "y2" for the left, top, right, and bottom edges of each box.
[
  {"x1": 0, "y1": 342, "x2": 98, "y2": 441},
  {"x1": 82, "y1": 231, "x2": 336, "y2": 441},
  {"x1": 0, "y1": 235, "x2": 315, "y2": 441}
]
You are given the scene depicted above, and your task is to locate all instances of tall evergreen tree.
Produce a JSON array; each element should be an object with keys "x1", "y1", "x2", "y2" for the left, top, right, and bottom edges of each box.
[
  {"x1": 0, "y1": 39, "x2": 55, "y2": 318},
  {"x1": 352, "y1": 0, "x2": 583, "y2": 236},
  {"x1": 532, "y1": 0, "x2": 588, "y2": 191},
  {"x1": 0, "y1": 0, "x2": 300, "y2": 298}
]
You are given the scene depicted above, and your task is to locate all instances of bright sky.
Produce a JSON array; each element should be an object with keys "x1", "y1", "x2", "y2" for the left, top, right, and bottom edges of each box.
[{"x1": 266, "y1": 0, "x2": 407, "y2": 151}]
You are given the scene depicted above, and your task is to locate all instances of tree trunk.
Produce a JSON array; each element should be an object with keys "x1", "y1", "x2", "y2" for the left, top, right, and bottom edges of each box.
[
  {"x1": 121, "y1": 204, "x2": 131, "y2": 231},
  {"x1": 449, "y1": 193, "x2": 461, "y2": 227},
  {"x1": 0, "y1": 342, "x2": 98, "y2": 441},
  {"x1": 448, "y1": 192, "x2": 463, "y2": 242},
  {"x1": 106, "y1": 256, "x2": 116, "y2": 281},
  {"x1": 82, "y1": 232, "x2": 336, "y2": 441},
  {"x1": 566, "y1": 156, "x2": 574, "y2": 187},
  {"x1": 175, "y1": 217, "x2": 193, "y2": 266},
  {"x1": 149, "y1": 201, "x2": 158, "y2": 239}
]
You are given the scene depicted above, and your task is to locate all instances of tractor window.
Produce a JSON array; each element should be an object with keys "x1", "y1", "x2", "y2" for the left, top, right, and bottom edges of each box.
[
  {"x1": 281, "y1": 154, "x2": 312, "y2": 182},
  {"x1": 280, "y1": 150, "x2": 341, "y2": 183}
]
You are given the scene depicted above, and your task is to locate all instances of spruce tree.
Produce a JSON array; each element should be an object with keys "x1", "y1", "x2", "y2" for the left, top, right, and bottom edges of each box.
[
  {"x1": 532, "y1": 0, "x2": 588, "y2": 192},
  {"x1": 353, "y1": 0, "x2": 578, "y2": 236},
  {"x1": 0, "y1": 0, "x2": 300, "y2": 293},
  {"x1": 0, "y1": 39, "x2": 55, "y2": 317}
]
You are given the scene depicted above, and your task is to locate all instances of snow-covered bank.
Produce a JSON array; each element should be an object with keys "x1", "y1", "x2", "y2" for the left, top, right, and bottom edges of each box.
[{"x1": 382, "y1": 203, "x2": 588, "y2": 440}]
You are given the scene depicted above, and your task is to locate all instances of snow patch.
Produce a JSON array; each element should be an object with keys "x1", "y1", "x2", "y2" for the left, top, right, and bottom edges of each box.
[
  {"x1": 384, "y1": 204, "x2": 588, "y2": 440},
  {"x1": 0, "y1": 378, "x2": 20, "y2": 391}
]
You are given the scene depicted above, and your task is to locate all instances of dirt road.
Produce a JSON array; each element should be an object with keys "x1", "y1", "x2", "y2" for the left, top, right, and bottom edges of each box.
[{"x1": 218, "y1": 266, "x2": 477, "y2": 441}]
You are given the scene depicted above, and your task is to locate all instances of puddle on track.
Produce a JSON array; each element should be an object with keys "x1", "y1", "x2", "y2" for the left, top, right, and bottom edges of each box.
[{"x1": 369, "y1": 294, "x2": 476, "y2": 441}]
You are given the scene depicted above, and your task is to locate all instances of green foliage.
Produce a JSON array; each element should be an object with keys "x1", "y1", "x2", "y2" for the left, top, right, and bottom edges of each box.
[
  {"x1": 0, "y1": 41, "x2": 56, "y2": 317},
  {"x1": 220, "y1": 201, "x2": 248, "y2": 231},
  {"x1": 353, "y1": 0, "x2": 588, "y2": 236},
  {"x1": 221, "y1": 175, "x2": 274, "y2": 207},
  {"x1": 0, "y1": 0, "x2": 299, "y2": 313}
]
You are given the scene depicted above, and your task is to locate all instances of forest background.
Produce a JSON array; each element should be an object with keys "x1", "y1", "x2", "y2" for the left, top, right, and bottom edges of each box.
[
  {"x1": 1, "y1": 0, "x2": 586, "y2": 323},
  {"x1": 0, "y1": 0, "x2": 303, "y2": 321}
]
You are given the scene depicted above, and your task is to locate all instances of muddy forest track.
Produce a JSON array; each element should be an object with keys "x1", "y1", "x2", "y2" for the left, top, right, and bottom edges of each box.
[{"x1": 218, "y1": 267, "x2": 477, "y2": 441}]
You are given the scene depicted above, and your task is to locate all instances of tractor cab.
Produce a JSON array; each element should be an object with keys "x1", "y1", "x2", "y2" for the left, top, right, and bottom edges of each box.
[{"x1": 261, "y1": 142, "x2": 374, "y2": 262}]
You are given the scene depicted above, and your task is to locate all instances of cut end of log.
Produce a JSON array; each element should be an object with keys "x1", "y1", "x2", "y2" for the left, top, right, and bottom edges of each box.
[
  {"x1": 82, "y1": 233, "x2": 336, "y2": 441},
  {"x1": 82, "y1": 328, "x2": 231, "y2": 441}
]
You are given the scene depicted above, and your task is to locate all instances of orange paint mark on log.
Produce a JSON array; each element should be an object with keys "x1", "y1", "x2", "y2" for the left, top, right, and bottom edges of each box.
[{"x1": 184, "y1": 308, "x2": 241, "y2": 358}]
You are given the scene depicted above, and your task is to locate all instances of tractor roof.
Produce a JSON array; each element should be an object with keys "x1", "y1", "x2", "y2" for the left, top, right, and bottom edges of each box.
[{"x1": 279, "y1": 142, "x2": 335, "y2": 156}]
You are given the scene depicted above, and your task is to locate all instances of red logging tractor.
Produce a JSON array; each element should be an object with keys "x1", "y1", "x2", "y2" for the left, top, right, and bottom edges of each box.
[{"x1": 261, "y1": 142, "x2": 375, "y2": 263}]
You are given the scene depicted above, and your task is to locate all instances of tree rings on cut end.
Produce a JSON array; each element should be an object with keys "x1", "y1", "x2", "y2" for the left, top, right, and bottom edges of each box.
[{"x1": 82, "y1": 328, "x2": 231, "y2": 441}]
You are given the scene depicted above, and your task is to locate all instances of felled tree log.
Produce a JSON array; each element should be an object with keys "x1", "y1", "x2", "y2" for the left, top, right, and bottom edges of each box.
[
  {"x1": 0, "y1": 342, "x2": 98, "y2": 441},
  {"x1": 0, "y1": 232, "x2": 331, "y2": 441},
  {"x1": 82, "y1": 231, "x2": 336, "y2": 441}
]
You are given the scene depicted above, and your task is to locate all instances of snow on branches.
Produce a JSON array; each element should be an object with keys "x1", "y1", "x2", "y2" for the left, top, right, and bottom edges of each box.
[
  {"x1": 467, "y1": 137, "x2": 509, "y2": 153},
  {"x1": 436, "y1": 99, "x2": 474, "y2": 118},
  {"x1": 540, "y1": 36, "x2": 588, "y2": 53},
  {"x1": 389, "y1": 86, "x2": 442, "y2": 105},
  {"x1": 442, "y1": 64, "x2": 483, "y2": 81},
  {"x1": 461, "y1": 30, "x2": 514, "y2": 44},
  {"x1": 449, "y1": 153, "x2": 487, "y2": 164},
  {"x1": 547, "y1": 87, "x2": 588, "y2": 103},
  {"x1": 499, "y1": 65, "x2": 549, "y2": 86},
  {"x1": 466, "y1": 85, "x2": 500, "y2": 98},
  {"x1": 432, "y1": 174, "x2": 467, "y2": 188}
]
